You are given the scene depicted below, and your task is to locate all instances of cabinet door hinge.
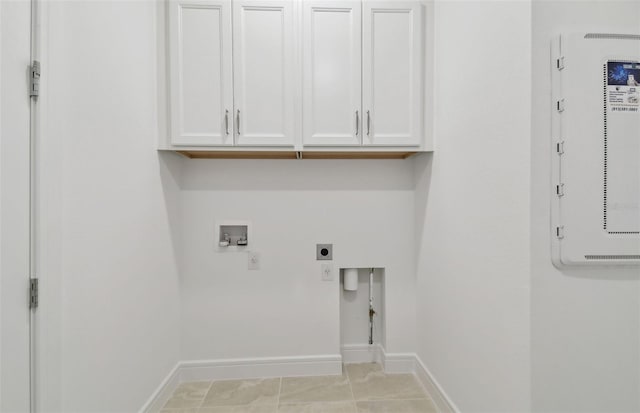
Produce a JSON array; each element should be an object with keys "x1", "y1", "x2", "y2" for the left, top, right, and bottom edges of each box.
[
  {"x1": 556, "y1": 56, "x2": 565, "y2": 70},
  {"x1": 556, "y1": 99, "x2": 565, "y2": 113},
  {"x1": 30, "y1": 61, "x2": 40, "y2": 98},
  {"x1": 29, "y1": 278, "x2": 38, "y2": 309},
  {"x1": 556, "y1": 140, "x2": 565, "y2": 155},
  {"x1": 556, "y1": 183, "x2": 565, "y2": 197},
  {"x1": 556, "y1": 226, "x2": 565, "y2": 239}
]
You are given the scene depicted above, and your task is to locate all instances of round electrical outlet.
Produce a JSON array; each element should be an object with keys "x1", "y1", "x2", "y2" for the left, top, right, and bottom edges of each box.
[{"x1": 316, "y1": 244, "x2": 333, "y2": 260}]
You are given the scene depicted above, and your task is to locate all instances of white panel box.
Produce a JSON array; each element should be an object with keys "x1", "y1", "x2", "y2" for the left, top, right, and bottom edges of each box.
[{"x1": 552, "y1": 33, "x2": 640, "y2": 266}]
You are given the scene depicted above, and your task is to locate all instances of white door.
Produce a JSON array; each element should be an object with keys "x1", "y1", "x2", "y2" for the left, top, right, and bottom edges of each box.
[
  {"x1": 169, "y1": 0, "x2": 233, "y2": 146},
  {"x1": 303, "y1": 1, "x2": 361, "y2": 146},
  {"x1": 362, "y1": 1, "x2": 422, "y2": 146},
  {"x1": 0, "y1": 0, "x2": 33, "y2": 411},
  {"x1": 233, "y1": 0, "x2": 295, "y2": 146}
]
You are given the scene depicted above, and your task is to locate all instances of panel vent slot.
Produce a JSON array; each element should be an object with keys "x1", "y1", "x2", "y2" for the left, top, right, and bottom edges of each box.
[
  {"x1": 585, "y1": 255, "x2": 640, "y2": 260},
  {"x1": 603, "y1": 63, "x2": 608, "y2": 230},
  {"x1": 584, "y1": 33, "x2": 640, "y2": 41}
]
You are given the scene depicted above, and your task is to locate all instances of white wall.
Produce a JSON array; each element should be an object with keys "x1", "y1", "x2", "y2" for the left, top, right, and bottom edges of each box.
[
  {"x1": 37, "y1": 0, "x2": 417, "y2": 409},
  {"x1": 414, "y1": 1, "x2": 532, "y2": 411},
  {"x1": 178, "y1": 159, "x2": 416, "y2": 361},
  {"x1": 34, "y1": 1, "x2": 640, "y2": 412},
  {"x1": 41, "y1": 1, "x2": 182, "y2": 411},
  {"x1": 531, "y1": 2, "x2": 640, "y2": 412}
]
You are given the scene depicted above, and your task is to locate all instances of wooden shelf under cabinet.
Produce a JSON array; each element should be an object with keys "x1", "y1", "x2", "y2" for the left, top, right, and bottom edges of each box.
[{"x1": 175, "y1": 151, "x2": 418, "y2": 160}]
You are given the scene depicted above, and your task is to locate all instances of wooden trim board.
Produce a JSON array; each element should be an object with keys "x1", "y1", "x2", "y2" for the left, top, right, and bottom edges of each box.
[
  {"x1": 176, "y1": 151, "x2": 298, "y2": 159},
  {"x1": 176, "y1": 151, "x2": 417, "y2": 159},
  {"x1": 301, "y1": 151, "x2": 416, "y2": 159}
]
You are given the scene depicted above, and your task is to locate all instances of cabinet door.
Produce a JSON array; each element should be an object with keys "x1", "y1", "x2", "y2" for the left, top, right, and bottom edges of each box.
[
  {"x1": 362, "y1": 1, "x2": 422, "y2": 146},
  {"x1": 303, "y1": 1, "x2": 362, "y2": 146},
  {"x1": 233, "y1": 0, "x2": 295, "y2": 146},
  {"x1": 169, "y1": 0, "x2": 233, "y2": 146}
]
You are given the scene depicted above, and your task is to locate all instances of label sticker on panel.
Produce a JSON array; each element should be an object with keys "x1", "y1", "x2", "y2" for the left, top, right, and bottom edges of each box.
[
  {"x1": 607, "y1": 61, "x2": 640, "y2": 112},
  {"x1": 604, "y1": 60, "x2": 640, "y2": 235}
]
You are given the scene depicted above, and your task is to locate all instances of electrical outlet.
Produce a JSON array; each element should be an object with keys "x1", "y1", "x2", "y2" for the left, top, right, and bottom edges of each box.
[
  {"x1": 248, "y1": 251, "x2": 260, "y2": 270},
  {"x1": 321, "y1": 263, "x2": 333, "y2": 281},
  {"x1": 316, "y1": 244, "x2": 333, "y2": 260}
]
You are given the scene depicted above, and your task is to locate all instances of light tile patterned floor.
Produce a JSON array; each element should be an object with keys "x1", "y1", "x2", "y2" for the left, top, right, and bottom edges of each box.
[{"x1": 160, "y1": 363, "x2": 437, "y2": 413}]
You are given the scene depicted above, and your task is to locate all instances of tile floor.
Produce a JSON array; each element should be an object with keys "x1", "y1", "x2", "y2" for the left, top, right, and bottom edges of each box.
[{"x1": 160, "y1": 363, "x2": 437, "y2": 413}]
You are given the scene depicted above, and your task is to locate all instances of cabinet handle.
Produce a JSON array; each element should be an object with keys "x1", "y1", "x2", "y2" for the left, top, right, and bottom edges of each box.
[
  {"x1": 225, "y1": 110, "x2": 229, "y2": 135},
  {"x1": 355, "y1": 110, "x2": 359, "y2": 136},
  {"x1": 366, "y1": 110, "x2": 370, "y2": 136},
  {"x1": 236, "y1": 109, "x2": 241, "y2": 135}
]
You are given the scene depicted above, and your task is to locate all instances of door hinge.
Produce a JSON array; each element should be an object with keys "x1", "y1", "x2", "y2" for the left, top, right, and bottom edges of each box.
[
  {"x1": 29, "y1": 278, "x2": 38, "y2": 309},
  {"x1": 556, "y1": 99, "x2": 565, "y2": 113},
  {"x1": 556, "y1": 56, "x2": 565, "y2": 70},
  {"x1": 556, "y1": 140, "x2": 565, "y2": 155},
  {"x1": 556, "y1": 183, "x2": 565, "y2": 197},
  {"x1": 29, "y1": 61, "x2": 40, "y2": 98},
  {"x1": 556, "y1": 226, "x2": 565, "y2": 239}
]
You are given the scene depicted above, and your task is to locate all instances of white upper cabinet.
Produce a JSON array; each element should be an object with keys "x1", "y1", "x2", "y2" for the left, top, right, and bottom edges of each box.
[
  {"x1": 169, "y1": 0, "x2": 233, "y2": 146},
  {"x1": 233, "y1": 0, "x2": 295, "y2": 146},
  {"x1": 362, "y1": 1, "x2": 423, "y2": 146},
  {"x1": 166, "y1": 0, "x2": 426, "y2": 151},
  {"x1": 302, "y1": 1, "x2": 362, "y2": 146}
]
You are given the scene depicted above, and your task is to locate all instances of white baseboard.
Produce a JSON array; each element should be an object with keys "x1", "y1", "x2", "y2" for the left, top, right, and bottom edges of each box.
[
  {"x1": 140, "y1": 353, "x2": 458, "y2": 413},
  {"x1": 341, "y1": 344, "x2": 383, "y2": 364},
  {"x1": 179, "y1": 354, "x2": 342, "y2": 382},
  {"x1": 341, "y1": 344, "x2": 415, "y2": 375},
  {"x1": 139, "y1": 362, "x2": 181, "y2": 413},
  {"x1": 382, "y1": 351, "x2": 416, "y2": 374},
  {"x1": 140, "y1": 354, "x2": 342, "y2": 412},
  {"x1": 414, "y1": 355, "x2": 460, "y2": 413}
]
